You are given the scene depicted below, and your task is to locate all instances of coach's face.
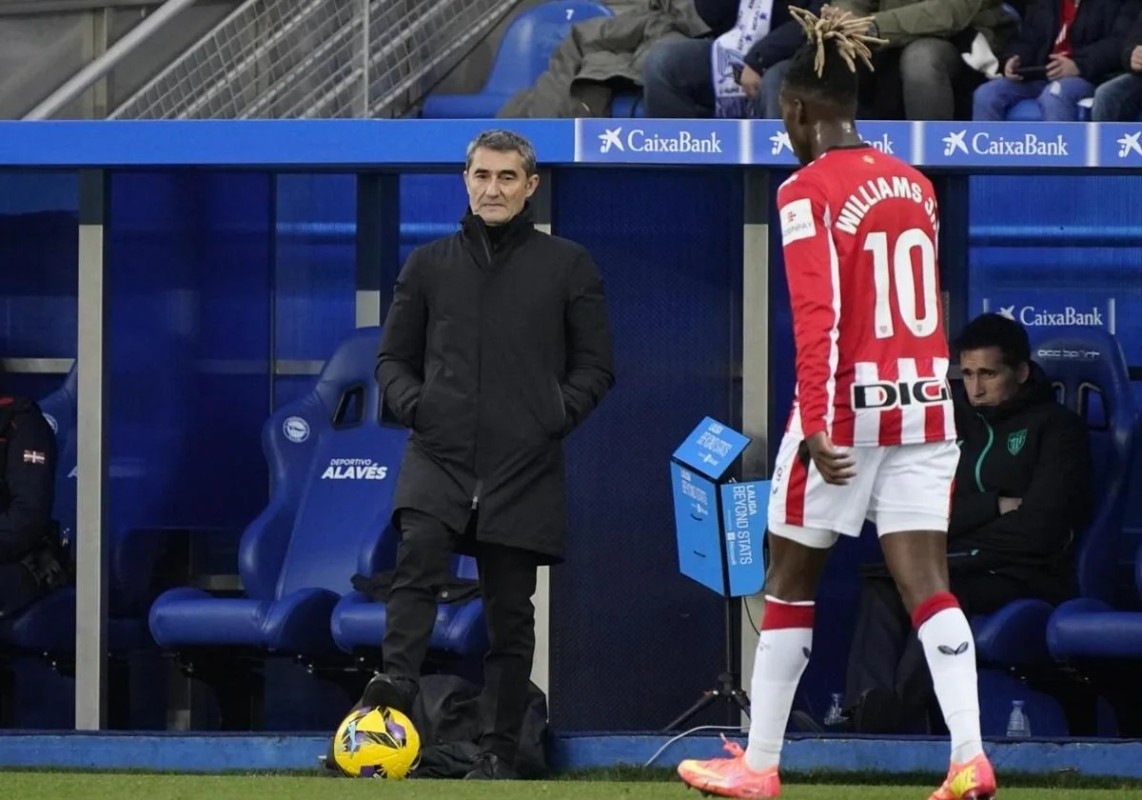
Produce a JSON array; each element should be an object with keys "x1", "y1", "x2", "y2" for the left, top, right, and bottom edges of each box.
[
  {"x1": 959, "y1": 346, "x2": 1029, "y2": 408},
  {"x1": 463, "y1": 147, "x2": 538, "y2": 226}
]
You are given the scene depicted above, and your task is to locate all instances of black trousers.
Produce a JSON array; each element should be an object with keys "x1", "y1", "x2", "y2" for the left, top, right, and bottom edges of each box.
[
  {"x1": 843, "y1": 570, "x2": 1028, "y2": 733},
  {"x1": 382, "y1": 508, "x2": 539, "y2": 763}
]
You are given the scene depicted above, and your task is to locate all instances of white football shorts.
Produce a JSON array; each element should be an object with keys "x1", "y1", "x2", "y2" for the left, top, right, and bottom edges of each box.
[{"x1": 767, "y1": 433, "x2": 959, "y2": 549}]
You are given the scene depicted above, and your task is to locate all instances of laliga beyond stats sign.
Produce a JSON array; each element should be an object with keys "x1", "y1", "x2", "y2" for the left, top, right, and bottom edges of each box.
[{"x1": 670, "y1": 417, "x2": 767, "y2": 598}]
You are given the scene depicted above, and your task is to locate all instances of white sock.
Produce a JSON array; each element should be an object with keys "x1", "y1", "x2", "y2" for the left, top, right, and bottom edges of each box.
[
  {"x1": 916, "y1": 599, "x2": 984, "y2": 764},
  {"x1": 744, "y1": 596, "x2": 814, "y2": 772}
]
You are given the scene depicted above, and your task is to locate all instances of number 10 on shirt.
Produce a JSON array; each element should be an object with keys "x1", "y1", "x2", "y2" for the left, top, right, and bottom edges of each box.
[{"x1": 864, "y1": 227, "x2": 940, "y2": 340}]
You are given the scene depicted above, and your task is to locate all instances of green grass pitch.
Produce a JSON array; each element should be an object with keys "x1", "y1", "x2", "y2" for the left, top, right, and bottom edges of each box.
[{"x1": 1, "y1": 772, "x2": 1140, "y2": 799}]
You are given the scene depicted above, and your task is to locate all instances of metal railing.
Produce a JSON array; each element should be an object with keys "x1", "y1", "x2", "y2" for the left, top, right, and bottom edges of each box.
[{"x1": 108, "y1": 0, "x2": 519, "y2": 119}]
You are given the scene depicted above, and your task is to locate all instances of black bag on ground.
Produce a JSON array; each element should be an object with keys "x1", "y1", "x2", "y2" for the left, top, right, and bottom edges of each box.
[{"x1": 408, "y1": 673, "x2": 551, "y2": 779}]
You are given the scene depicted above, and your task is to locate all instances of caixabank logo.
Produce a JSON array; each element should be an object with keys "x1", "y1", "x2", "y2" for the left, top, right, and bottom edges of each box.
[
  {"x1": 1097, "y1": 123, "x2": 1142, "y2": 167},
  {"x1": 923, "y1": 122, "x2": 1088, "y2": 168},
  {"x1": 750, "y1": 121, "x2": 909, "y2": 165},
  {"x1": 577, "y1": 120, "x2": 742, "y2": 164},
  {"x1": 982, "y1": 296, "x2": 1117, "y2": 335}
]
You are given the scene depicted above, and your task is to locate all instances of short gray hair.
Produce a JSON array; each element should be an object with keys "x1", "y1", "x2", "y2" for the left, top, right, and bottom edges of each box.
[{"x1": 464, "y1": 129, "x2": 537, "y2": 176}]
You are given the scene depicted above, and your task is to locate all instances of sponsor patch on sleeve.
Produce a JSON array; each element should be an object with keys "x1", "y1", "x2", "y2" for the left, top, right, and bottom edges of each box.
[{"x1": 780, "y1": 197, "x2": 816, "y2": 245}]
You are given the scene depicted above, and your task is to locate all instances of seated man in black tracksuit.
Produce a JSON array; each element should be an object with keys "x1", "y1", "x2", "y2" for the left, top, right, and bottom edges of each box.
[
  {"x1": 0, "y1": 364, "x2": 64, "y2": 618},
  {"x1": 827, "y1": 313, "x2": 1093, "y2": 734}
]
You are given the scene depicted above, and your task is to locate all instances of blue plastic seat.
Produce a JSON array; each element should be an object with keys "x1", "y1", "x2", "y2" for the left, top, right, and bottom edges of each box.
[
  {"x1": 331, "y1": 551, "x2": 488, "y2": 658},
  {"x1": 149, "y1": 327, "x2": 404, "y2": 659},
  {"x1": 972, "y1": 328, "x2": 1134, "y2": 666},
  {"x1": 420, "y1": 1, "x2": 614, "y2": 118},
  {"x1": 1044, "y1": 330, "x2": 1139, "y2": 662}
]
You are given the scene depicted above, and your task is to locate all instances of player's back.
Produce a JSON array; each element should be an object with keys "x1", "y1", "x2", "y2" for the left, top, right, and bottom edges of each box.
[{"x1": 779, "y1": 145, "x2": 954, "y2": 447}]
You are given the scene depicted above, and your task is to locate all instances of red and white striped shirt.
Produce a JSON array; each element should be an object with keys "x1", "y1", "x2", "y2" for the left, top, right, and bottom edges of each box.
[{"x1": 776, "y1": 145, "x2": 955, "y2": 448}]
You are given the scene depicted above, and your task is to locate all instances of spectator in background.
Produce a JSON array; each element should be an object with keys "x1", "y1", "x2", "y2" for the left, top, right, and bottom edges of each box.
[
  {"x1": 1092, "y1": 9, "x2": 1142, "y2": 120},
  {"x1": 831, "y1": 314, "x2": 1093, "y2": 734},
  {"x1": 0, "y1": 360, "x2": 66, "y2": 619},
  {"x1": 973, "y1": 0, "x2": 1141, "y2": 121},
  {"x1": 642, "y1": 0, "x2": 825, "y2": 119},
  {"x1": 834, "y1": 0, "x2": 1016, "y2": 120}
]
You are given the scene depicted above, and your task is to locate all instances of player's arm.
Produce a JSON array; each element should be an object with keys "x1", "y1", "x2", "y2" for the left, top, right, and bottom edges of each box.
[
  {"x1": 779, "y1": 177, "x2": 855, "y2": 485},
  {"x1": 777, "y1": 175, "x2": 838, "y2": 443}
]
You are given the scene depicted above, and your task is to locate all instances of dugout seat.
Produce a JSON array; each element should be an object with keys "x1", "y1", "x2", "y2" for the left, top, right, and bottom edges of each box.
[
  {"x1": 969, "y1": 328, "x2": 1134, "y2": 733},
  {"x1": 1045, "y1": 330, "x2": 1141, "y2": 664},
  {"x1": 420, "y1": 1, "x2": 614, "y2": 118},
  {"x1": 330, "y1": 549, "x2": 488, "y2": 658},
  {"x1": 147, "y1": 327, "x2": 407, "y2": 726}
]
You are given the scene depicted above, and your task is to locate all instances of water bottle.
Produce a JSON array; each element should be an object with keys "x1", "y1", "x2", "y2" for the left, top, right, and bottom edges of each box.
[
  {"x1": 1006, "y1": 700, "x2": 1031, "y2": 737},
  {"x1": 824, "y1": 692, "x2": 845, "y2": 726}
]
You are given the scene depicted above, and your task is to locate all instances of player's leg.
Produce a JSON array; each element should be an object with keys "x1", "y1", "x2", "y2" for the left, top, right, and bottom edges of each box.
[
  {"x1": 873, "y1": 442, "x2": 994, "y2": 800},
  {"x1": 745, "y1": 532, "x2": 832, "y2": 771},
  {"x1": 677, "y1": 436, "x2": 870, "y2": 798}
]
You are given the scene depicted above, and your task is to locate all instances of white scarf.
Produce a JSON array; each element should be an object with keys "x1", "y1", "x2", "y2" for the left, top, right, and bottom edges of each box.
[{"x1": 711, "y1": 0, "x2": 775, "y2": 118}]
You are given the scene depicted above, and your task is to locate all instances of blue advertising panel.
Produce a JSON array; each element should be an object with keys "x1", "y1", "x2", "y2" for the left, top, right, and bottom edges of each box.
[
  {"x1": 670, "y1": 461, "x2": 726, "y2": 595},
  {"x1": 720, "y1": 480, "x2": 768, "y2": 597},
  {"x1": 671, "y1": 416, "x2": 751, "y2": 481}
]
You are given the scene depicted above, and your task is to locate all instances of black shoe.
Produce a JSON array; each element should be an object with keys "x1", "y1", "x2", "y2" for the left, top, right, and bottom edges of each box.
[
  {"x1": 358, "y1": 672, "x2": 415, "y2": 715},
  {"x1": 463, "y1": 752, "x2": 520, "y2": 780}
]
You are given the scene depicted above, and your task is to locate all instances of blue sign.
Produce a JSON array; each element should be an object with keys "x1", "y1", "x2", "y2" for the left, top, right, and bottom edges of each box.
[
  {"x1": 746, "y1": 120, "x2": 908, "y2": 167},
  {"x1": 0, "y1": 120, "x2": 1135, "y2": 170},
  {"x1": 981, "y1": 294, "x2": 1117, "y2": 336},
  {"x1": 1097, "y1": 122, "x2": 1142, "y2": 168},
  {"x1": 671, "y1": 416, "x2": 751, "y2": 480},
  {"x1": 670, "y1": 462, "x2": 726, "y2": 596},
  {"x1": 720, "y1": 481, "x2": 767, "y2": 597},
  {"x1": 919, "y1": 122, "x2": 1090, "y2": 169},
  {"x1": 577, "y1": 119, "x2": 743, "y2": 165}
]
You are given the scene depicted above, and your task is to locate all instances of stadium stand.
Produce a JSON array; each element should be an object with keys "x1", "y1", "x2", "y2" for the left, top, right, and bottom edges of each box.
[{"x1": 421, "y1": 1, "x2": 616, "y2": 119}]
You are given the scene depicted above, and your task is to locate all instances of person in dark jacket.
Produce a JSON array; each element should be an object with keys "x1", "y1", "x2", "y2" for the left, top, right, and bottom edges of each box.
[
  {"x1": 0, "y1": 364, "x2": 63, "y2": 618},
  {"x1": 642, "y1": 0, "x2": 826, "y2": 119},
  {"x1": 974, "y1": 0, "x2": 1141, "y2": 120},
  {"x1": 362, "y1": 129, "x2": 615, "y2": 779},
  {"x1": 1092, "y1": 9, "x2": 1142, "y2": 119},
  {"x1": 819, "y1": 313, "x2": 1092, "y2": 734}
]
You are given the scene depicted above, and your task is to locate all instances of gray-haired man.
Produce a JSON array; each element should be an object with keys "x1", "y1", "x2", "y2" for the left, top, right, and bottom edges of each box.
[{"x1": 363, "y1": 129, "x2": 615, "y2": 779}]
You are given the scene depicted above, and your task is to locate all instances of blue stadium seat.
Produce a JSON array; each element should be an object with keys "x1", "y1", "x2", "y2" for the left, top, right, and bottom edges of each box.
[
  {"x1": 610, "y1": 93, "x2": 645, "y2": 118},
  {"x1": 973, "y1": 328, "x2": 1135, "y2": 668},
  {"x1": 331, "y1": 551, "x2": 488, "y2": 659},
  {"x1": 420, "y1": 1, "x2": 614, "y2": 118},
  {"x1": 149, "y1": 327, "x2": 404, "y2": 658},
  {"x1": 1044, "y1": 330, "x2": 1140, "y2": 663},
  {"x1": 1005, "y1": 97, "x2": 1093, "y2": 122}
]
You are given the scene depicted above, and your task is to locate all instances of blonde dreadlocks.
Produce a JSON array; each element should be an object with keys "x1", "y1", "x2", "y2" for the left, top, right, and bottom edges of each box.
[{"x1": 788, "y1": 4, "x2": 887, "y2": 77}]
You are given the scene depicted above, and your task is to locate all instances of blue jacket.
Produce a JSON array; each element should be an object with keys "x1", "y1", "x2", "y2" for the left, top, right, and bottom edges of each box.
[
  {"x1": 1004, "y1": 0, "x2": 1142, "y2": 83},
  {"x1": 693, "y1": 0, "x2": 828, "y2": 73}
]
